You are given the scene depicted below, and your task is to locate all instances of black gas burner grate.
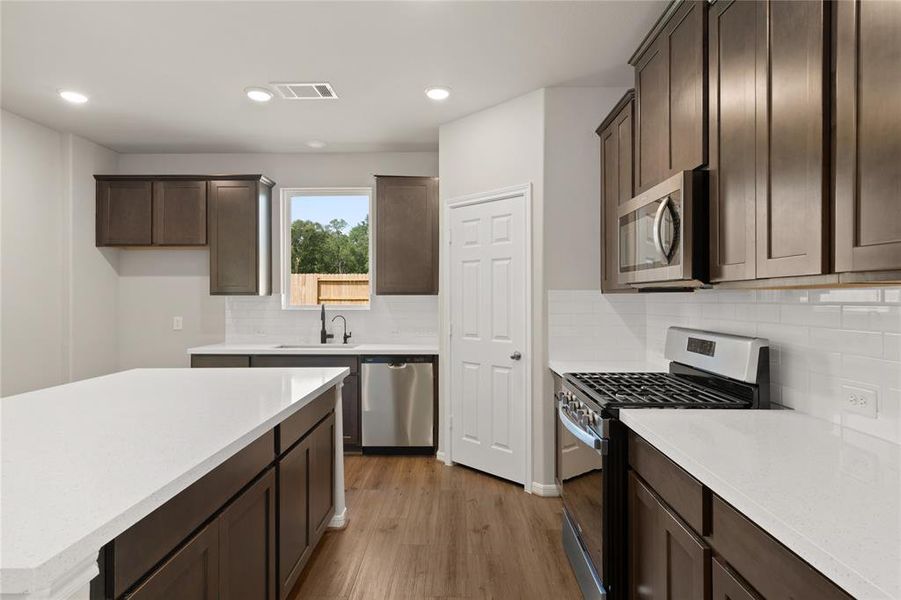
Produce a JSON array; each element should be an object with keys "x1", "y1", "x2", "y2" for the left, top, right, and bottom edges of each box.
[{"x1": 567, "y1": 372, "x2": 749, "y2": 408}]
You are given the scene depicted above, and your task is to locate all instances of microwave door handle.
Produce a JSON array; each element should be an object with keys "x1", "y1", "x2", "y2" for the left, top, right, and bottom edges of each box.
[
  {"x1": 558, "y1": 405, "x2": 607, "y2": 454},
  {"x1": 652, "y1": 196, "x2": 671, "y2": 262}
]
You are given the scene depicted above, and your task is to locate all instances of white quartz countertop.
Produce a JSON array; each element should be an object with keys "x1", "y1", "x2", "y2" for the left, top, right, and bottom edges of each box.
[
  {"x1": 188, "y1": 342, "x2": 438, "y2": 356},
  {"x1": 620, "y1": 409, "x2": 901, "y2": 600},
  {"x1": 0, "y1": 367, "x2": 348, "y2": 596}
]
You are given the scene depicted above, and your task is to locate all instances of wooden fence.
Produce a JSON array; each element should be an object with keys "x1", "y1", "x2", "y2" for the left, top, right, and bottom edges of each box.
[{"x1": 290, "y1": 273, "x2": 370, "y2": 305}]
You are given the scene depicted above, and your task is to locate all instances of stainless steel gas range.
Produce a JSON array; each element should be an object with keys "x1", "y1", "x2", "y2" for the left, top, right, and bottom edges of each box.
[{"x1": 555, "y1": 327, "x2": 770, "y2": 600}]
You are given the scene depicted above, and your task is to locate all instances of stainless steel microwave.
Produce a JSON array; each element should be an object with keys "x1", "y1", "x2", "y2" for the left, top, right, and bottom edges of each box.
[{"x1": 616, "y1": 170, "x2": 707, "y2": 287}]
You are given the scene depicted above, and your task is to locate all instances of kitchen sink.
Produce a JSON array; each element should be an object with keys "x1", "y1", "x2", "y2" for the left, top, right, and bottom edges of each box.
[{"x1": 273, "y1": 344, "x2": 359, "y2": 349}]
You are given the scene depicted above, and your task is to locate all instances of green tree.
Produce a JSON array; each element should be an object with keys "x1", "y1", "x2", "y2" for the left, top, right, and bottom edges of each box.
[{"x1": 291, "y1": 217, "x2": 369, "y2": 274}]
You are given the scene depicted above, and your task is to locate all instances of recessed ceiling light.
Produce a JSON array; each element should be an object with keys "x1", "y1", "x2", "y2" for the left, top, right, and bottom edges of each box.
[
  {"x1": 425, "y1": 87, "x2": 451, "y2": 101},
  {"x1": 59, "y1": 90, "x2": 88, "y2": 104},
  {"x1": 245, "y1": 87, "x2": 274, "y2": 102},
  {"x1": 306, "y1": 140, "x2": 326, "y2": 149}
]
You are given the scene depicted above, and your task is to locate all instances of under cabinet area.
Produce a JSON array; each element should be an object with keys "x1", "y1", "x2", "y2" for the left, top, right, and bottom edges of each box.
[{"x1": 626, "y1": 431, "x2": 853, "y2": 600}]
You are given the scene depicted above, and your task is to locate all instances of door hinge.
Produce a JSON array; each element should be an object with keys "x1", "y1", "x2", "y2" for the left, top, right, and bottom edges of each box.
[{"x1": 448, "y1": 323, "x2": 453, "y2": 337}]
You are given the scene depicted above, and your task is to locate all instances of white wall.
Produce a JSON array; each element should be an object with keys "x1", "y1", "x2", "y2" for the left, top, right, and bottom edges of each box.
[
  {"x1": 1, "y1": 110, "x2": 119, "y2": 395},
  {"x1": 439, "y1": 89, "x2": 547, "y2": 484},
  {"x1": 116, "y1": 151, "x2": 439, "y2": 368}
]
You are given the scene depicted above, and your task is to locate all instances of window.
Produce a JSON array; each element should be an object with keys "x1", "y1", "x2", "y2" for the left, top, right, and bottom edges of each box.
[{"x1": 282, "y1": 188, "x2": 372, "y2": 308}]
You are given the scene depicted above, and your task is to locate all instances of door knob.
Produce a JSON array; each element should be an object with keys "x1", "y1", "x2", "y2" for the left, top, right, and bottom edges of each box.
[{"x1": 510, "y1": 351, "x2": 522, "y2": 361}]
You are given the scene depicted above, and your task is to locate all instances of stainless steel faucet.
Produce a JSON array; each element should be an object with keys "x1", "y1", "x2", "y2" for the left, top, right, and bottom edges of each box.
[
  {"x1": 320, "y1": 305, "x2": 334, "y2": 344},
  {"x1": 331, "y1": 315, "x2": 352, "y2": 344}
]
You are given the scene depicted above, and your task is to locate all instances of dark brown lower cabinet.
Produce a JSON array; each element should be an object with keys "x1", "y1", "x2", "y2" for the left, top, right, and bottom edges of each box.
[
  {"x1": 128, "y1": 469, "x2": 276, "y2": 600},
  {"x1": 190, "y1": 354, "x2": 251, "y2": 368},
  {"x1": 218, "y1": 469, "x2": 276, "y2": 600},
  {"x1": 628, "y1": 472, "x2": 710, "y2": 600},
  {"x1": 712, "y1": 556, "x2": 760, "y2": 600},
  {"x1": 278, "y1": 412, "x2": 336, "y2": 600}
]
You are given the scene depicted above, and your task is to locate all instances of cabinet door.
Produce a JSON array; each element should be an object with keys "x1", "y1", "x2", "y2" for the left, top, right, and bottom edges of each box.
[
  {"x1": 209, "y1": 180, "x2": 262, "y2": 295},
  {"x1": 756, "y1": 0, "x2": 827, "y2": 278},
  {"x1": 219, "y1": 468, "x2": 276, "y2": 600},
  {"x1": 599, "y1": 93, "x2": 636, "y2": 293},
  {"x1": 308, "y1": 412, "x2": 336, "y2": 539},
  {"x1": 657, "y1": 496, "x2": 710, "y2": 600},
  {"x1": 634, "y1": 1, "x2": 706, "y2": 194},
  {"x1": 635, "y1": 42, "x2": 668, "y2": 193},
  {"x1": 278, "y1": 434, "x2": 310, "y2": 600},
  {"x1": 835, "y1": 0, "x2": 901, "y2": 273},
  {"x1": 712, "y1": 557, "x2": 760, "y2": 600},
  {"x1": 152, "y1": 180, "x2": 207, "y2": 245},
  {"x1": 375, "y1": 176, "x2": 439, "y2": 295},
  {"x1": 628, "y1": 473, "x2": 661, "y2": 600},
  {"x1": 341, "y1": 373, "x2": 360, "y2": 446},
  {"x1": 127, "y1": 520, "x2": 219, "y2": 600},
  {"x1": 708, "y1": 0, "x2": 763, "y2": 282},
  {"x1": 97, "y1": 180, "x2": 153, "y2": 246}
]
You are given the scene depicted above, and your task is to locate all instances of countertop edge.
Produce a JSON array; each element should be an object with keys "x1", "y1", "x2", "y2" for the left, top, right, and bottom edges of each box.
[
  {"x1": 2, "y1": 368, "x2": 350, "y2": 596},
  {"x1": 619, "y1": 411, "x2": 888, "y2": 600},
  {"x1": 187, "y1": 344, "x2": 439, "y2": 356}
]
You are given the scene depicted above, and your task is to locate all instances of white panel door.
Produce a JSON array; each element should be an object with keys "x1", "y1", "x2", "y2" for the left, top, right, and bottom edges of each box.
[{"x1": 449, "y1": 194, "x2": 526, "y2": 484}]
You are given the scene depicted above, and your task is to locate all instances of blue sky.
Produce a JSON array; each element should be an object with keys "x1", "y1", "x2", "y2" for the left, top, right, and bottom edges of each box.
[{"x1": 290, "y1": 194, "x2": 369, "y2": 232}]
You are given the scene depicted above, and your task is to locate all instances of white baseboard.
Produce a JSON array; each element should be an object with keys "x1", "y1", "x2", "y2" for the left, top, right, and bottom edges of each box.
[
  {"x1": 328, "y1": 507, "x2": 348, "y2": 529},
  {"x1": 530, "y1": 481, "x2": 560, "y2": 497},
  {"x1": 436, "y1": 450, "x2": 447, "y2": 463}
]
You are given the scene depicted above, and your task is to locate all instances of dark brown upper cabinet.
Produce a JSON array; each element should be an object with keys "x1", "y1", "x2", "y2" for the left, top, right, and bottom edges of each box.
[
  {"x1": 835, "y1": 0, "x2": 901, "y2": 274},
  {"x1": 152, "y1": 180, "x2": 207, "y2": 245},
  {"x1": 375, "y1": 176, "x2": 439, "y2": 295},
  {"x1": 631, "y1": 0, "x2": 707, "y2": 195},
  {"x1": 596, "y1": 91, "x2": 636, "y2": 293},
  {"x1": 208, "y1": 177, "x2": 273, "y2": 295},
  {"x1": 709, "y1": 0, "x2": 828, "y2": 282},
  {"x1": 96, "y1": 179, "x2": 153, "y2": 245}
]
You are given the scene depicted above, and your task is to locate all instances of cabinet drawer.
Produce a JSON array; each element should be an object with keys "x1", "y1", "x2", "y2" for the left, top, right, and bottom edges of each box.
[
  {"x1": 628, "y1": 432, "x2": 708, "y2": 534},
  {"x1": 712, "y1": 556, "x2": 761, "y2": 600},
  {"x1": 708, "y1": 495, "x2": 853, "y2": 600},
  {"x1": 277, "y1": 389, "x2": 335, "y2": 455},
  {"x1": 191, "y1": 355, "x2": 250, "y2": 368}
]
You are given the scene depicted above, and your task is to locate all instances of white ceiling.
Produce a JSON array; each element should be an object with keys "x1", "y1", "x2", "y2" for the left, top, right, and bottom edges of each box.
[{"x1": 1, "y1": 1, "x2": 663, "y2": 154}]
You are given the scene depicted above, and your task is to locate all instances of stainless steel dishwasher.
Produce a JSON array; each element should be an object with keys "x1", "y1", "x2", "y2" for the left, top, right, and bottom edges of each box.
[{"x1": 361, "y1": 356, "x2": 435, "y2": 451}]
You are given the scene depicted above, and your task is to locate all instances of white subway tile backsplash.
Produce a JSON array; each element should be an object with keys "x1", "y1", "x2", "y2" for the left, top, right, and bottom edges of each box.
[{"x1": 549, "y1": 286, "x2": 901, "y2": 444}]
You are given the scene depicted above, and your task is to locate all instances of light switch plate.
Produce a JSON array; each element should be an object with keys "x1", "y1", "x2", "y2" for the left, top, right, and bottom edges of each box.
[
  {"x1": 841, "y1": 384, "x2": 878, "y2": 418},
  {"x1": 173, "y1": 316, "x2": 183, "y2": 331}
]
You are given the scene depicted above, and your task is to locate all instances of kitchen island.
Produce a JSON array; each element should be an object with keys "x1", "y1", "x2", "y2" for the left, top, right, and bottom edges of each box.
[{"x1": 0, "y1": 367, "x2": 349, "y2": 600}]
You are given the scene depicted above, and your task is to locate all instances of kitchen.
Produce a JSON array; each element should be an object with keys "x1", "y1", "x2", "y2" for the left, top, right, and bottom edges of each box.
[{"x1": 1, "y1": 1, "x2": 898, "y2": 599}]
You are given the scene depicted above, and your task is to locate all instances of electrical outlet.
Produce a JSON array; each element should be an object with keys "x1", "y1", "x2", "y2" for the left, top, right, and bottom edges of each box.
[
  {"x1": 841, "y1": 385, "x2": 877, "y2": 418},
  {"x1": 172, "y1": 316, "x2": 183, "y2": 331}
]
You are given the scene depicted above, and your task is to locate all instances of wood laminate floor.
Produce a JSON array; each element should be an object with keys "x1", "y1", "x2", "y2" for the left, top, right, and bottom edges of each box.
[{"x1": 290, "y1": 455, "x2": 582, "y2": 600}]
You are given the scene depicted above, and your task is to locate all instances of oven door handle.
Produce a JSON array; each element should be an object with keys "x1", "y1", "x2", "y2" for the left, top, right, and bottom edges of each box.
[{"x1": 558, "y1": 404, "x2": 608, "y2": 454}]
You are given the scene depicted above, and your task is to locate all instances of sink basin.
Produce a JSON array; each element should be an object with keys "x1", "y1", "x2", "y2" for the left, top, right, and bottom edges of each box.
[{"x1": 274, "y1": 344, "x2": 359, "y2": 349}]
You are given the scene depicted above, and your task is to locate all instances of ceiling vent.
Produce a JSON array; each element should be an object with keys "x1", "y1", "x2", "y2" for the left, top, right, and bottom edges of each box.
[{"x1": 272, "y1": 82, "x2": 338, "y2": 100}]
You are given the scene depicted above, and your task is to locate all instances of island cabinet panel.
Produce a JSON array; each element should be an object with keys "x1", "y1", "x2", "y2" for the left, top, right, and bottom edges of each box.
[
  {"x1": 152, "y1": 180, "x2": 207, "y2": 245},
  {"x1": 97, "y1": 180, "x2": 153, "y2": 246},
  {"x1": 835, "y1": 0, "x2": 901, "y2": 273},
  {"x1": 633, "y1": 0, "x2": 707, "y2": 194},
  {"x1": 126, "y1": 520, "x2": 219, "y2": 600},
  {"x1": 375, "y1": 175, "x2": 439, "y2": 295},
  {"x1": 218, "y1": 469, "x2": 276, "y2": 600},
  {"x1": 597, "y1": 91, "x2": 636, "y2": 293},
  {"x1": 208, "y1": 179, "x2": 272, "y2": 296},
  {"x1": 278, "y1": 412, "x2": 336, "y2": 600}
]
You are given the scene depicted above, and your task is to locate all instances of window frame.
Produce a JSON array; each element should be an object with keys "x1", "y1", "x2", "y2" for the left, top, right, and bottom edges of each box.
[{"x1": 279, "y1": 187, "x2": 374, "y2": 311}]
